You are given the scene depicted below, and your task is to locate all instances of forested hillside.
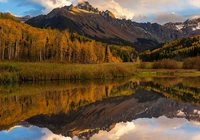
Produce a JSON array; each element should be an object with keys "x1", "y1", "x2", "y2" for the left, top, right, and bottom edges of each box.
[
  {"x1": 140, "y1": 35, "x2": 200, "y2": 61},
  {"x1": 0, "y1": 15, "x2": 136, "y2": 63}
]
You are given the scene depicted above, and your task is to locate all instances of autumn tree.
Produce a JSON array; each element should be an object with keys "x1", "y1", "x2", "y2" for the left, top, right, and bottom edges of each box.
[{"x1": 0, "y1": 18, "x2": 136, "y2": 63}]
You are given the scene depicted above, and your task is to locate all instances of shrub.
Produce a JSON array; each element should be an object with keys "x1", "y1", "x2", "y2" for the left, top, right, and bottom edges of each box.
[
  {"x1": 138, "y1": 62, "x2": 152, "y2": 69},
  {"x1": 182, "y1": 57, "x2": 196, "y2": 69},
  {"x1": 195, "y1": 57, "x2": 200, "y2": 70},
  {"x1": 183, "y1": 56, "x2": 200, "y2": 70},
  {"x1": 139, "y1": 62, "x2": 147, "y2": 69},
  {"x1": 152, "y1": 59, "x2": 178, "y2": 69},
  {"x1": 0, "y1": 72, "x2": 18, "y2": 84}
]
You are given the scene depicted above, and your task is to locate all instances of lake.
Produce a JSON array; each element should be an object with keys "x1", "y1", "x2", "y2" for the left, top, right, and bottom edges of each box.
[{"x1": 0, "y1": 77, "x2": 200, "y2": 140}]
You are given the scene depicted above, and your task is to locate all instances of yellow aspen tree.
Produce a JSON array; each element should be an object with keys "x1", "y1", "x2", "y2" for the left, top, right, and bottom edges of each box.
[{"x1": 104, "y1": 45, "x2": 112, "y2": 63}]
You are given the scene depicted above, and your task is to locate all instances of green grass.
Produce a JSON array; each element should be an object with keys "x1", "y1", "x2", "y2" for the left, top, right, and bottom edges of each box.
[{"x1": 0, "y1": 61, "x2": 199, "y2": 83}]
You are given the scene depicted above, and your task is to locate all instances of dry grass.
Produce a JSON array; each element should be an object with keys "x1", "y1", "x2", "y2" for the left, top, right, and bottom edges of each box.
[
  {"x1": 152, "y1": 59, "x2": 178, "y2": 69},
  {"x1": 183, "y1": 56, "x2": 200, "y2": 70},
  {"x1": 0, "y1": 61, "x2": 199, "y2": 83},
  {"x1": 0, "y1": 62, "x2": 138, "y2": 83}
]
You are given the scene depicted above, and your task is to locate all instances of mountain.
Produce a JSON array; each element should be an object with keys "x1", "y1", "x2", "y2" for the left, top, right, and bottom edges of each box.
[
  {"x1": 25, "y1": 2, "x2": 200, "y2": 51},
  {"x1": 25, "y1": 2, "x2": 182, "y2": 51},
  {"x1": 17, "y1": 15, "x2": 32, "y2": 22},
  {"x1": 164, "y1": 18, "x2": 200, "y2": 36},
  {"x1": 0, "y1": 12, "x2": 31, "y2": 22}
]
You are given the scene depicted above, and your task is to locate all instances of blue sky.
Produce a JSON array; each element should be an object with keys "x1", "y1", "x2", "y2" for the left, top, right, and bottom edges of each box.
[{"x1": 1, "y1": 0, "x2": 200, "y2": 24}]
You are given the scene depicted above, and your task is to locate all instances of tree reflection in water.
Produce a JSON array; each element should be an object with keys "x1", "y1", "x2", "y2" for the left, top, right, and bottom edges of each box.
[{"x1": 0, "y1": 77, "x2": 200, "y2": 139}]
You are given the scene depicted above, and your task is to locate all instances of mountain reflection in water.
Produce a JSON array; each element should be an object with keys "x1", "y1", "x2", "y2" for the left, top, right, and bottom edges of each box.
[{"x1": 0, "y1": 77, "x2": 200, "y2": 140}]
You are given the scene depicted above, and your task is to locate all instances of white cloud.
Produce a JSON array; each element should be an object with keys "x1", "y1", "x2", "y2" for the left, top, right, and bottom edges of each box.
[
  {"x1": 93, "y1": 0, "x2": 134, "y2": 19},
  {"x1": 91, "y1": 122, "x2": 135, "y2": 140},
  {"x1": 189, "y1": 0, "x2": 200, "y2": 8},
  {"x1": 189, "y1": 15, "x2": 200, "y2": 19},
  {"x1": 152, "y1": 12, "x2": 186, "y2": 25},
  {"x1": 28, "y1": 0, "x2": 72, "y2": 14},
  {"x1": 40, "y1": 128, "x2": 72, "y2": 140}
]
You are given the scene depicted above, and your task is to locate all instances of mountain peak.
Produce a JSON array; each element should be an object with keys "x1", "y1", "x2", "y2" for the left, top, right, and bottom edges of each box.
[
  {"x1": 75, "y1": 2, "x2": 115, "y2": 19},
  {"x1": 63, "y1": 4, "x2": 75, "y2": 11},
  {"x1": 101, "y1": 10, "x2": 115, "y2": 19},
  {"x1": 76, "y1": 1, "x2": 99, "y2": 13}
]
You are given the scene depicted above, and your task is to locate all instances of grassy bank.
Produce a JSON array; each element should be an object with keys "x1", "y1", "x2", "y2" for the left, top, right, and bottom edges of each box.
[
  {"x1": 0, "y1": 62, "x2": 136, "y2": 83},
  {"x1": 0, "y1": 61, "x2": 200, "y2": 83}
]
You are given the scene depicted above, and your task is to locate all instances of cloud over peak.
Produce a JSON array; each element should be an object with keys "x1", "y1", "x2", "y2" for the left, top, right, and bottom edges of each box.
[
  {"x1": 25, "y1": 0, "x2": 72, "y2": 14},
  {"x1": 2, "y1": 0, "x2": 200, "y2": 24},
  {"x1": 152, "y1": 12, "x2": 186, "y2": 25},
  {"x1": 91, "y1": 0, "x2": 134, "y2": 19}
]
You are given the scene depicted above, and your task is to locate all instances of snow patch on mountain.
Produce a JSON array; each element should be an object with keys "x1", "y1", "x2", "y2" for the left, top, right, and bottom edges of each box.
[{"x1": 175, "y1": 24, "x2": 184, "y2": 30}]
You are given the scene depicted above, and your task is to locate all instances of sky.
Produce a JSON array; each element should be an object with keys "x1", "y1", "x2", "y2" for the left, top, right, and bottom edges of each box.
[
  {"x1": 1, "y1": 0, "x2": 200, "y2": 24},
  {"x1": 1, "y1": 116, "x2": 200, "y2": 140}
]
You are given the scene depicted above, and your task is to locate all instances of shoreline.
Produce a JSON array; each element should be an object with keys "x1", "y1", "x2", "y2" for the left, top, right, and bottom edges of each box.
[{"x1": 0, "y1": 62, "x2": 199, "y2": 83}]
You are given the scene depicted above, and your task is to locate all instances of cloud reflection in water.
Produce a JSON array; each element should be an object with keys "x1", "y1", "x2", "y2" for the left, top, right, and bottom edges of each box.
[
  {"x1": 1, "y1": 116, "x2": 200, "y2": 140},
  {"x1": 92, "y1": 116, "x2": 200, "y2": 140},
  {"x1": 0, "y1": 126, "x2": 73, "y2": 140}
]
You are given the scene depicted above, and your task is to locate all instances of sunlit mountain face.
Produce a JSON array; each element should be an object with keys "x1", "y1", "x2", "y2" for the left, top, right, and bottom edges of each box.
[{"x1": 25, "y1": 2, "x2": 200, "y2": 51}]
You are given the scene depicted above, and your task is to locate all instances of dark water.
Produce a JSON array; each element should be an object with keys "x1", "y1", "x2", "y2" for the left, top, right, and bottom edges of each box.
[{"x1": 1, "y1": 77, "x2": 200, "y2": 140}]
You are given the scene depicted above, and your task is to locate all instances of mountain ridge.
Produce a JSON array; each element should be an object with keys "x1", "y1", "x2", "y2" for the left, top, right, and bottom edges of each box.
[
  {"x1": 23, "y1": 2, "x2": 200, "y2": 51},
  {"x1": 25, "y1": 2, "x2": 167, "y2": 51}
]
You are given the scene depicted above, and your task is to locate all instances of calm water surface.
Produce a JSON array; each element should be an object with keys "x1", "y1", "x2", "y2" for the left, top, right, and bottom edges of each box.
[{"x1": 0, "y1": 77, "x2": 200, "y2": 140}]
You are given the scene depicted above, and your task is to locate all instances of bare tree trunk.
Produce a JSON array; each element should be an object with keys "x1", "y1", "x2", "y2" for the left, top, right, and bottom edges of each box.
[
  {"x1": 2, "y1": 42, "x2": 5, "y2": 60},
  {"x1": 40, "y1": 48, "x2": 42, "y2": 62},
  {"x1": 43, "y1": 44, "x2": 46, "y2": 60},
  {"x1": 60, "y1": 48, "x2": 64, "y2": 61},
  {"x1": 14, "y1": 41, "x2": 18, "y2": 59},
  {"x1": 8, "y1": 46, "x2": 11, "y2": 60}
]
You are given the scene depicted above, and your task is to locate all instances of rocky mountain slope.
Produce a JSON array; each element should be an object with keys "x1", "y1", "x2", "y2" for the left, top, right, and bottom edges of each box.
[
  {"x1": 17, "y1": 15, "x2": 32, "y2": 22},
  {"x1": 25, "y1": 2, "x2": 200, "y2": 51},
  {"x1": 164, "y1": 18, "x2": 200, "y2": 36}
]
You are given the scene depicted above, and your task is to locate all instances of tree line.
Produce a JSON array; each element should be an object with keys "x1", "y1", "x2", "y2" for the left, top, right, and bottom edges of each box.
[
  {"x1": 0, "y1": 15, "x2": 136, "y2": 63},
  {"x1": 140, "y1": 36, "x2": 200, "y2": 61}
]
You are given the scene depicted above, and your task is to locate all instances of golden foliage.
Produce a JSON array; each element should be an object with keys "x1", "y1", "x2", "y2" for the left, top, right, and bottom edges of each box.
[{"x1": 0, "y1": 19, "x2": 135, "y2": 63}]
